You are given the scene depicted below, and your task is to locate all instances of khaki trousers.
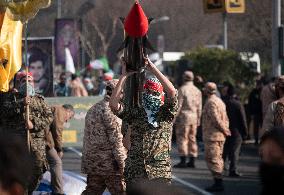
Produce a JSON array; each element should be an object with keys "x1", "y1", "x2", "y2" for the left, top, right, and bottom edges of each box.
[
  {"x1": 204, "y1": 141, "x2": 225, "y2": 179},
  {"x1": 47, "y1": 147, "x2": 64, "y2": 194},
  {"x1": 176, "y1": 123, "x2": 198, "y2": 157}
]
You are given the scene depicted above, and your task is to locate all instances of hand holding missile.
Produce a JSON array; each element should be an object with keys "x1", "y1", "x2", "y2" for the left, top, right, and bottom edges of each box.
[{"x1": 120, "y1": 57, "x2": 137, "y2": 77}]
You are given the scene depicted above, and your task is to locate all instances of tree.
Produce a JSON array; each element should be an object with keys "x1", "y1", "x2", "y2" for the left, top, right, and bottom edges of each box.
[
  {"x1": 77, "y1": 0, "x2": 133, "y2": 60},
  {"x1": 184, "y1": 47, "x2": 256, "y2": 100}
]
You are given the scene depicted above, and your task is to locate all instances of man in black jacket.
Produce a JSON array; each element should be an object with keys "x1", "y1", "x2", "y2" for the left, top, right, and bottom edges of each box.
[
  {"x1": 222, "y1": 83, "x2": 248, "y2": 177},
  {"x1": 248, "y1": 80, "x2": 263, "y2": 145}
]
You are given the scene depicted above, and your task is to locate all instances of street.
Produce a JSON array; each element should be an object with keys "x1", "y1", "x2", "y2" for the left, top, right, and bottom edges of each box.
[{"x1": 63, "y1": 142, "x2": 261, "y2": 195}]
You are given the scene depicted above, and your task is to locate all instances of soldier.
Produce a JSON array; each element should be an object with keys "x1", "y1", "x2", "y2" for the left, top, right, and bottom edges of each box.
[
  {"x1": 260, "y1": 77, "x2": 277, "y2": 121},
  {"x1": 46, "y1": 104, "x2": 74, "y2": 195},
  {"x1": 202, "y1": 82, "x2": 231, "y2": 192},
  {"x1": 81, "y1": 79, "x2": 127, "y2": 195},
  {"x1": 174, "y1": 71, "x2": 202, "y2": 168},
  {"x1": 0, "y1": 72, "x2": 53, "y2": 194},
  {"x1": 110, "y1": 57, "x2": 178, "y2": 186},
  {"x1": 262, "y1": 76, "x2": 284, "y2": 133}
]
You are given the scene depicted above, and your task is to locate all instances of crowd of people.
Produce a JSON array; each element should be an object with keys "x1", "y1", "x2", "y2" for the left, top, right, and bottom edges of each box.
[
  {"x1": 0, "y1": 56, "x2": 284, "y2": 195},
  {"x1": 53, "y1": 71, "x2": 115, "y2": 97}
]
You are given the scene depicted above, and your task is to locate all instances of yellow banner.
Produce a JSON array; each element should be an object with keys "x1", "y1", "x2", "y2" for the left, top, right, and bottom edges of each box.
[
  {"x1": 0, "y1": 0, "x2": 51, "y2": 23},
  {"x1": 0, "y1": 10, "x2": 22, "y2": 92}
]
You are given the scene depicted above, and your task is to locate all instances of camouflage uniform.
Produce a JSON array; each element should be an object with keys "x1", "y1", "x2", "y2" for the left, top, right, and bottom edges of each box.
[
  {"x1": 261, "y1": 83, "x2": 276, "y2": 119},
  {"x1": 202, "y1": 90, "x2": 229, "y2": 179},
  {"x1": 81, "y1": 95, "x2": 127, "y2": 195},
  {"x1": 114, "y1": 93, "x2": 178, "y2": 185},
  {"x1": 262, "y1": 76, "x2": 284, "y2": 135},
  {"x1": 176, "y1": 79, "x2": 202, "y2": 158},
  {"x1": 0, "y1": 92, "x2": 53, "y2": 194}
]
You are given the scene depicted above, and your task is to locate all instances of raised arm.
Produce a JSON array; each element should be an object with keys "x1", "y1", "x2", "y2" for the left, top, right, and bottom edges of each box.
[
  {"x1": 109, "y1": 58, "x2": 136, "y2": 112},
  {"x1": 144, "y1": 56, "x2": 176, "y2": 98}
]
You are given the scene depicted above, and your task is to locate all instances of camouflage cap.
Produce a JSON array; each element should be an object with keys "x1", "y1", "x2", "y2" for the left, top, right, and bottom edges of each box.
[
  {"x1": 203, "y1": 82, "x2": 217, "y2": 94},
  {"x1": 275, "y1": 75, "x2": 284, "y2": 88},
  {"x1": 105, "y1": 79, "x2": 119, "y2": 90},
  {"x1": 183, "y1": 71, "x2": 194, "y2": 81}
]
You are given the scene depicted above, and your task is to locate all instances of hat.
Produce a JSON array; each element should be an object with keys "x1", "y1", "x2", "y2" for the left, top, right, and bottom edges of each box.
[
  {"x1": 144, "y1": 77, "x2": 163, "y2": 93},
  {"x1": 18, "y1": 72, "x2": 33, "y2": 82},
  {"x1": 16, "y1": 72, "x2": 25, "y2": 81},
  {"x1": 275, "y1": 75, "x2": 284, "y2": 88},
  {"x1": 203, "y1": 82, "x2": 217, "y2": 94},
  {"x1": 183, "y1": 71, "x2": 194, "y2": 81},
  {"x1": 105, "y1": 79, "x2": 119, "y2": 90},
  {"x1": 83, "y1": 77, "x2": 91, "y2": 83},
  {"x1": 124, "y1": 2, "x2": 149, "y2": 37},
  {"x1": 104, "y1": 72, "x2": 113, "y2": 81}
]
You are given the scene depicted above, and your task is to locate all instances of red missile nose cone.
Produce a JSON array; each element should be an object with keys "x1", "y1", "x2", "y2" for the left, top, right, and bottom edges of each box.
[{"x1": 124, "y1": 2, "x2": 149, "y2": 38}]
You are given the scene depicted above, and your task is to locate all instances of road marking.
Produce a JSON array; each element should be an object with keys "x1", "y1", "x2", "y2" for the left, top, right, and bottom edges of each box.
[
  {"x1": 67, "y1": 147, "x2": 82, "y2": 157},
  {"x1": 172, "y1": 175, "x2": 212, "y2": 195},
  {"x1": 67, "y1": 147, "x2": 211, "y2": 195},
  {"x1": 64, "y1": 170, "x2": 86, "y2": 183}
]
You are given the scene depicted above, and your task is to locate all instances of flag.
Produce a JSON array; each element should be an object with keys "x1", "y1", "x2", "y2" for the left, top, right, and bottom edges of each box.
[
  {"x1": 65, "y1": 47, "x2": 76, "y2": 74},
  {"x1": 0, "y1": 10, "x2": 23, "y2": 92},
  {"x1": 1, "y1": 0, "x2": 51, "y2": 23},
  {"x1": 89, "y1": 57, "x2": 109, "y2": 71}
]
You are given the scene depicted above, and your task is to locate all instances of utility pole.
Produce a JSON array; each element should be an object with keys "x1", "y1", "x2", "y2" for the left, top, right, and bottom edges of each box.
[
  {"x1": 57, "y1": 0, "x2": 62, "y2": 19},
  {"x1": 272, "y1": 0, "x2": 281, "y2": 76},
  {"x1": 223, "y1": 12, "x2": 228, "y2": 49}
]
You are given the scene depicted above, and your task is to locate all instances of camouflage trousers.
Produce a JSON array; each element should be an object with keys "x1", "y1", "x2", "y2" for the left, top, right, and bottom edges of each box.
[
  {"x1": 204, "y1": 141, "x2": 225, "y2": 179},
  {"x1": 82, "y1": 174, "x2": 126, "y2": 195},
  {"x1": 28, "y1": 138, "x2": 47, "y2": 194},
  {"x1": 28, "y1": 161, "x2": 45, "y2": 195},
  {"x1": 176, "y1": 123, "x2": 198, "y2": 157}
]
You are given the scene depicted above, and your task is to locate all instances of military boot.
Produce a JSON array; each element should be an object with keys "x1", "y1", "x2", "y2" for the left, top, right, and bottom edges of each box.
[
  {"x1": 187, "y1": 157, "x2": 196, "y2": 168},
  {"x1": 205, "y1": 178, "x2": 224, "y2": 192},
  {"x1": 173, "y1": 156, "x2": 187, "y2": 168}
]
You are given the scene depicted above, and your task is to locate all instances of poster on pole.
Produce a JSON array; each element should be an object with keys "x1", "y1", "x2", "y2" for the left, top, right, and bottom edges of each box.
[
  {"x1": 22, "y1": 37, "x2": 54, "y2": 97},
  {"x1": 55, "y1": 19, "x2": 80, "y2": 70},
  {"x1": 225, "y1": 0, "x2": 245, "y2": 13},
  {"x1": 203, "y1": 0, "x2": 225, "y2": 13}
]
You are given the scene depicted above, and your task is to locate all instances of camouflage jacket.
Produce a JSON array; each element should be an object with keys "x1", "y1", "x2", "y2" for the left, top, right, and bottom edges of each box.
[
  {"x1": 202, "y1": 94, "x2": 229, "y2": 142},
  {"x1": 81, "y1": 97, "x2": 126, "y2": 175},
  {"x1": 0, "y1": 92, "x2": 53, "y2": 169},
  {"x1": 0, "y1": 92, "x2": 26, "y2": 137},
  {"x1": 262, "y1": 97, "x2": 284, "y2": 134},
  {"x1": 176, "y1": 81, "x2": 202, "y2": 125},
  {"x1": 114, "y1": 93, "x2": 178, "y2": 181},
  {"x1": 260, "y1": 83, "x2": 277, "y2": 117}
]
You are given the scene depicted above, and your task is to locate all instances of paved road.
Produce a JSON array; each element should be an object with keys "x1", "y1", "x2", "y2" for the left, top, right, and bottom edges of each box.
[{"x1": 63, "y1": 142, "x2": 261, "y2": 195}]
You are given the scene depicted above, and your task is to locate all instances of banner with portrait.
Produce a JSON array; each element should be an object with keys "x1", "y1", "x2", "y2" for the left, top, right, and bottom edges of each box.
[
  {"x1": 22, "y1": 37, "x2": 54, "y2": 97},
  {"x1": 55, "y1": 19, "x2": 80, "y2": 70}
]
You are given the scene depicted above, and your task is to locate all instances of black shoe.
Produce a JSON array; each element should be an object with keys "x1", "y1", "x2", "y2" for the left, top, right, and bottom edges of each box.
[
  {"x1": 187, "y1": 162, "x2": 195, "y2": 168},
  {"x1": 229, "y1": 171, "x2": 242, "y2": 177},
  {"x1": 205, "y1": 179, "x2": 224, "y2": 192},
  {"x1": 173, "y1": 162, "x2": 187, "y2": 168},
  {"x1": 173, "y1": 156, "x2": 187, "y2": 168},
  {"x1": 187, "y1": 157, "x2": 196, "y2": 168}
]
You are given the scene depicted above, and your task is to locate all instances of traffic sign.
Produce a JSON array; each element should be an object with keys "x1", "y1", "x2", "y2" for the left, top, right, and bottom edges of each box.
[
  {"x1": 203, "y1": 0, "x2": 225, "y2": 13},
  {"x1": 225, "y1": 0, "x2": 245, "y2": 13}
]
